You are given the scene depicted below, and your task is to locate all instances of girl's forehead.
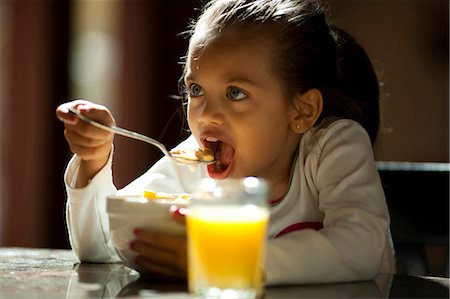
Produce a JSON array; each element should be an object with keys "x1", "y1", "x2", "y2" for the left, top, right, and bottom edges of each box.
[
  {"x1": 184, "y1": 28, "x2": 285, "y2": 94},
  {"x1": 188, "y1": 26, "x2": 274, "y2": 63}
]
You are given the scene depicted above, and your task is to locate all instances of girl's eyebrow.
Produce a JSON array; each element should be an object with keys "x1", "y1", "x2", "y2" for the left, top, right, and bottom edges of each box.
[
  {"x1": 184, "y1": 73, "x2": 258, "y2": 87},
  {"x1": 184, "y1": 73, "x2": 194, "y2": 82},
  {"x1": 226, "y1": 77, "x2": 258, "y2": 87}
]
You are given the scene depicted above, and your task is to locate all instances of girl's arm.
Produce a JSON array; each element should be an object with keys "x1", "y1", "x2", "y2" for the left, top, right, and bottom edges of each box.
[
  {"x1": 65, "y1": 152, "x2": 121, "y2": 263},
  {"x1": 65, "y1": 135, "x2": 203, "y2": 264},
  {"x1": 265, "y1": 120, "x2": 394, "y2": 285}
]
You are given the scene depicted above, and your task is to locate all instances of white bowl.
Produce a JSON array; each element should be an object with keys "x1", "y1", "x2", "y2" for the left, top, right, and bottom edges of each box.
[{"x1": 106, "y1": 194, "x2": 187, "y2": 267}]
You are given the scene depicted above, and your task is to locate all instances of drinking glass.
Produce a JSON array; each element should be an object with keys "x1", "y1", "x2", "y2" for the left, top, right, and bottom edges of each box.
[{"x1": 186, "y1": 177, "x2": 269, "y2": 299}]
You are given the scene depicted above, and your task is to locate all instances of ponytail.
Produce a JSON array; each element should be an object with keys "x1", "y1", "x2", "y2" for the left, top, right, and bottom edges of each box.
[{"x1": 330, "y1": 27, "x2": 380, "y2": 144}]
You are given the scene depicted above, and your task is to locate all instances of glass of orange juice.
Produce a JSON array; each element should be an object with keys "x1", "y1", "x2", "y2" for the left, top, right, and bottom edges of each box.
[{"x1": 187, "y1": 177, "x2": 269, "y2": 299}]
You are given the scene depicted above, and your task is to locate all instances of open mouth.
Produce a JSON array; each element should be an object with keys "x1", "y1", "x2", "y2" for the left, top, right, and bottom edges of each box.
[{"x1": 202, "y1": 137, "x2": 235, "y2": 179}]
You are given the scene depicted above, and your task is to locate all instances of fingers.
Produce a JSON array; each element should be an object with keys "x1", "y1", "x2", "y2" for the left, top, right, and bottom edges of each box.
[
  {"x1": 135, "y1": 255, "x2": 186, "y2": 280},
  {"x1": 56, "y1": 104, "x2": 78, "y2": 125},
  {"x1": 64, "y1": 122, "x2": 106, "y2": 143},
  {"x1": 131, "y1": 239, "x2": 178, "y2": 270},
  {"x1": 75, "y1": 102, "x2": 116, "y2": 127},
  {"x1": 131, "y1": 230, "x2": 187, "y2": 280},
  {"x1": 56, "y1": 99, "x2": 115, "y2": 161},
  {"x1": 135, "y1": 229, "x2": 186, "y2": 251},
  {"x1": 170, "y1": 205, "x2": 187, "y2": 225},
  {"x1": 63, "y1": 120, "x2": 113, "y2": 161},
  {"x1": 65, "y1": 131, "x2": 113, "y2": 161},
  {"x1": 56, "y1": 99, "x2": 115, "y2": 127},
  {"x1": 56, "y1": 99, "x2": 93, "y2": 124}
]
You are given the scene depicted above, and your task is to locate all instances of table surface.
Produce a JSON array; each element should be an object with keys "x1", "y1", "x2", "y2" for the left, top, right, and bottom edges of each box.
[{"x1": 0, "y1": 247, "x2": 448, "y2": 298}]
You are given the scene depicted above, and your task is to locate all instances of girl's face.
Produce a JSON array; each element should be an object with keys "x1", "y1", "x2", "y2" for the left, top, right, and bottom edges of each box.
[{"x1": 185, "y1": 28, "x2": 300, "y2": 194}]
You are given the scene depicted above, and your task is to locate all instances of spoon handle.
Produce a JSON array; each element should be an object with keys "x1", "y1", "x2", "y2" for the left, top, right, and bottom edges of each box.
[{"x1": 67, "y1": 106, "x2": 171, "y2": 157}]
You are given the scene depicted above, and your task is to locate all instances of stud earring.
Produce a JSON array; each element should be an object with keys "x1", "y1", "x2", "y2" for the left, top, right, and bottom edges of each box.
[{"x1": 296, "y1": 124, "x2": 301, "y2": 129}]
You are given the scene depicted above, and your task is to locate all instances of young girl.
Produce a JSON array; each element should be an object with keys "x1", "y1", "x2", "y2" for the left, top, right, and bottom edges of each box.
[{"x1": 56, "y1": 0, "x2": 395, "y2": 285}]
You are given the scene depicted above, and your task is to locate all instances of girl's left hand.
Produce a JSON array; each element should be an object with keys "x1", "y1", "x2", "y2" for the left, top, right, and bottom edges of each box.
[
  {"x1": 131, "y1": 229, "x2": 187, "y2": 280},
  {"x1": 130, "y1": 206, "x2": 188, "y2": 281}
]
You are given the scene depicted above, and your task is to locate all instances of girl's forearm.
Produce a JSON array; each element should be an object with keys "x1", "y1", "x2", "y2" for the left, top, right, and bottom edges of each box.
[{"x1": 76, "y1": 155, "x2": 110, "y2": 188}]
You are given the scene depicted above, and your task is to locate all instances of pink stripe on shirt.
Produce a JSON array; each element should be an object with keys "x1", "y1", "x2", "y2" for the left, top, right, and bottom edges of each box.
[{"x1": 275, "y1": 221, "x2": 323, "y2": 238}]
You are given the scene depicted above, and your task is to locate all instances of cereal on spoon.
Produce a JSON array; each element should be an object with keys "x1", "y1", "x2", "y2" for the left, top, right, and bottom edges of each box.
[{"x1": 170, "y1": 148, "x2": 215, "y2": 163}]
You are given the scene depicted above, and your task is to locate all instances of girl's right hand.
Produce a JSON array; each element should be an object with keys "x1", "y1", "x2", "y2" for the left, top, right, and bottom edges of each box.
[{"x1": 56, "y1": 99, "x2": 115, "y2": 187}]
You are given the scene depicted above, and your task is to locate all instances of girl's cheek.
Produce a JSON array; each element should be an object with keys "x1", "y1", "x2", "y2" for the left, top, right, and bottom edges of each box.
[
  {"x1": 187, "y1": 101, "x2": 195, "y2": 122},
  {"x1": 186, "y1": 114, "x2": 201, "y2": 142},
  {"x1": 187, "y1": 104, "x2": 199, "y2": 127},
  {"x1": 187, "y1": 111, "x2": 195, "y2": 130}
]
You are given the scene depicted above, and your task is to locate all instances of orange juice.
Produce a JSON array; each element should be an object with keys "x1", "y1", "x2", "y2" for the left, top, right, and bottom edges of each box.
[{"x1": 187, "y1": 206, "x2": 269, "y2": 298}]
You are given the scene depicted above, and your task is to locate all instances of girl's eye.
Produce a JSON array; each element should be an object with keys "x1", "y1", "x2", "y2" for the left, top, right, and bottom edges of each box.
[
  {"x1": 227, "y1": 87, "x2": 247, "y2": 101},
  {"x1": 189, "y1": 83, "x2": 204, "y2": 97}
]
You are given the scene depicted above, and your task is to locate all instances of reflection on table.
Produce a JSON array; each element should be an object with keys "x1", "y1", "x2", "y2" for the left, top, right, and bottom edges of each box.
[{"x1": 0, "y1": 248, "x2": 448, "y2": 298}]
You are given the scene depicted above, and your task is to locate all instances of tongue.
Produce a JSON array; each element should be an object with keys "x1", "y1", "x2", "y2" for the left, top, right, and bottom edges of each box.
[
  {"x1": 219, "y1": 142, "x2": 235, "y2": 165},
  {"x1": 207, "y1": 142, "x2": 235, "y2": 178}
]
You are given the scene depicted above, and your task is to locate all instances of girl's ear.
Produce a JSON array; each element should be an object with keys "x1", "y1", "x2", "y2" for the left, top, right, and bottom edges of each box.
[{"x1": 290, "y1": 88, "x2": 323, "y2": 134}]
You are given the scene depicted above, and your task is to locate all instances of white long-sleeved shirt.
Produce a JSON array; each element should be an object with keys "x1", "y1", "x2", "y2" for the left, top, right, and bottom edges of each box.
[{"x1": 65, "y1": 119, "x2": 396, "y2": 285}]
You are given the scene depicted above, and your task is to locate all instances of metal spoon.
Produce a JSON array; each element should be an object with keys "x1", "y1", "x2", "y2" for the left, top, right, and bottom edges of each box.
[{"x1": 67, "y1": 106, "x2": 215, "y2": 165}]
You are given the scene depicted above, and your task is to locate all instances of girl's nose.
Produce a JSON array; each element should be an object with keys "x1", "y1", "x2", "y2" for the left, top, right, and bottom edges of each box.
[{"x1": 197, "y1": 97, "x2": 224, "y2": 125}]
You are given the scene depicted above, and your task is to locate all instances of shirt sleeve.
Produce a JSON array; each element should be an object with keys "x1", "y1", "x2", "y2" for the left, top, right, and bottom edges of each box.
[
  {"x1": 65, "y1": 152, "x2": 121, "y2": 263},
  {"x1": 265, "y1": 120, "x2": 392, "y2": 285}
]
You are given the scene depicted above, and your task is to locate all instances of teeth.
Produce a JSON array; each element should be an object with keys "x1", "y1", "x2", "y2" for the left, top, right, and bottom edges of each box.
[{"x1": 206, "y1": 137, "x2": 218, "y2": 142}]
